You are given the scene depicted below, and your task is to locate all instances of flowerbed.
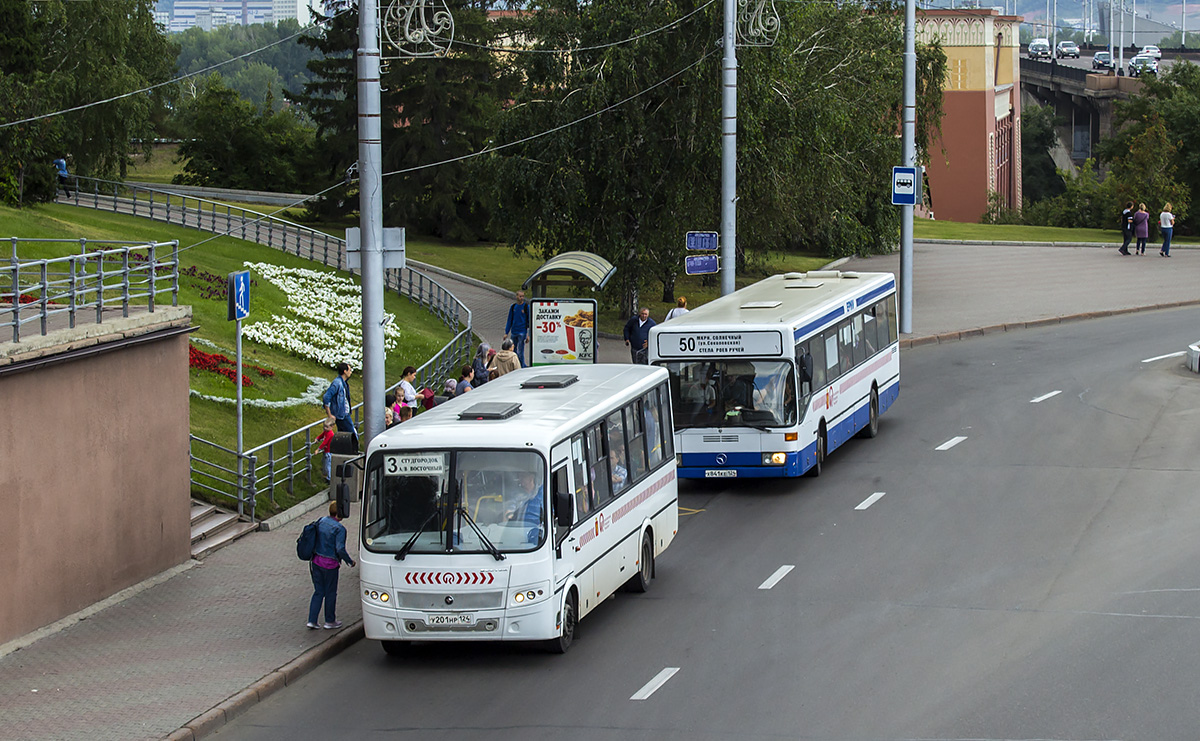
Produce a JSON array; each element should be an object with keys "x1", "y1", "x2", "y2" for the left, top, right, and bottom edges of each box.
[
  {"x1": 240, "y1": 263, "x2": 401, "y2": 367},
  {"x1": 189, "y1": 343, "x2": 275, "y2": 387}
]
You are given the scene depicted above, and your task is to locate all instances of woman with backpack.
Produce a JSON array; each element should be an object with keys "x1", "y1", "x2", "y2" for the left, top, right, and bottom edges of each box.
[{"x1": 305, "y1": 502, "x2": 356, "y2": 630}]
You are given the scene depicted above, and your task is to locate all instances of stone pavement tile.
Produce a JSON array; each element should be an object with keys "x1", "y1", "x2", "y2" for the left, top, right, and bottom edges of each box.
[
  {"x1": 845, "y1": 242, "x2": 1200, "y2": 338},
  {"x1": 0, "y1": 513, "x2": 361, "y2": 741}
]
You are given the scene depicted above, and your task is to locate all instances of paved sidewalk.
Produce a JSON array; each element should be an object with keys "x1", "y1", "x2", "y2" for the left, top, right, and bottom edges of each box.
[{"x1": 2, "y1": 239, "x2": 1197, "y2": 741}]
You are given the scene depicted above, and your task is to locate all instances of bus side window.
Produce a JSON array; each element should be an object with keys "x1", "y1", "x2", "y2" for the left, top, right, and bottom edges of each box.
[
  {"x1": 586, "y1": 424, "x2": 612, "y2": 506},
  {"x1": 809, "y1": 338, "x2": 826, "y2": 391},
  {"x1": 862, "y1": 306, "x2": 879, "y2": 357},
  {"x1": 851, "y1": 314, "x2": 867, "y2": 366},
  {"x1": 552, "y1": 465, "x2": 571, "y2": 543},
  {"x1": 624, "y1": 402, "x2": 648, "y2": 484},
  {"x1": 606, "y1": 412, "x2": 628, "y2": 496},
  {"x1": 838, "y1": 320, "x2": 854, "y2": 372},
  {"x1": 824, "y1": 329, "x2": 840, "y2": 380},
  {"x1": 655, "y1": 384, "x2": 674, "y2": 460},
  {"x1": 570, "y1": 433, "x2": 591, "y2": 521},
  {"x1": 643, "y1": 391, "x2": 664, "y2": 468},
  {"x1": 886, "y1": 295, "x2": 898, "y2": 344}
]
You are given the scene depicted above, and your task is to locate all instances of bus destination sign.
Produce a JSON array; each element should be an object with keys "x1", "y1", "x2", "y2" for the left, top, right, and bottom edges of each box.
[{"x1": 656, "y1": 330, "x2": 783, "y2": 358}]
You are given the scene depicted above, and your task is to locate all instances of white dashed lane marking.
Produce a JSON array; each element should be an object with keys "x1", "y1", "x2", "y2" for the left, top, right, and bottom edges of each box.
[
  {"x1": 1142, "y1": 351, "x2": 1187, "y2": 364},
  {"x1": 1030, "y1": 390, "x2": 1062, "y2": 403},
  {"x1": 855, "y1": 492, "x2": 886, "y2": 510},
  {"x1": 757, "y1": 565, "x2": 795, "y2": 590},
  {"x1": 935, "y1": 436, "x2": 967, "y2": 451},
  {"x1": 631, "y1": 668, "x2": 680, "y2": 701}
]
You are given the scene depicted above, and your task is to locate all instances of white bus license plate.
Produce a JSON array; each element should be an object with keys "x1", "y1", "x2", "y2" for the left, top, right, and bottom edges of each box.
[
  {"x1": 705, "y1": 469, "x2": 737, "y2": 478},
  {"x1": 428, "y1": 613, "x2": 475, "y2": 627}
]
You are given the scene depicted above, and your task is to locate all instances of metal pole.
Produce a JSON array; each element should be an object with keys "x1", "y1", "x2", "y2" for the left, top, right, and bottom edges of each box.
[
  {"x1": 719, "y1": 0, "x2": 737, "y2": 296},
  {"x1": 236, "y1": 317, "x2": 244, "y2": 516},
  {"x1": 1132, "y1": 0, "x2": 1136, "y2": 48},
  {"x1": 1109, "y1": 0, "x2": 1114, "y2": 58},
  {"x1": 1119, "y1": 3, "x2": 1125, "y2": 69},
  {"x1": 358, "y1": 0, "x2": 386, "y2": 443},
  {"x1": 1053, "y1": 0, "x2": 1058, "y2": 50},
  {"x1": 900, "y1": 0, "x2": 916, "y2": 335}
]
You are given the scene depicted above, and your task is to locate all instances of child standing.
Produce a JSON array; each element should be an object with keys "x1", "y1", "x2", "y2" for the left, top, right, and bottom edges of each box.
[{"x1": 316, "y1": 418, "x2": 336, "y2": 481}]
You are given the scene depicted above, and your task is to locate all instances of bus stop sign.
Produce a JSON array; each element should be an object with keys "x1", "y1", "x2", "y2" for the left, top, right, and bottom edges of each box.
[{"x1": 891, "y1": 166, "x2": 922, "y2": 206}]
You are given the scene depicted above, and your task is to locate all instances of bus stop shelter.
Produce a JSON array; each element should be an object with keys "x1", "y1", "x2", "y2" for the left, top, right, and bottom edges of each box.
[{"x1": 522, "y1": 251, "x2": 616, "y2": 298}]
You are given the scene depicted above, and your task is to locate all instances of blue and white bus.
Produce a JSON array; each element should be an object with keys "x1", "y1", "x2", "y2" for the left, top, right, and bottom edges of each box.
[{"x1": 648, "y1": 271, "x2": 898, "y2": 479}]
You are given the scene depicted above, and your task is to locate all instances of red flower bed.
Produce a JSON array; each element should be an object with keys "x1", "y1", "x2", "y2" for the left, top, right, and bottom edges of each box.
[{"x1": 189, "y1": 344, "x2": 276, "y2": 388}]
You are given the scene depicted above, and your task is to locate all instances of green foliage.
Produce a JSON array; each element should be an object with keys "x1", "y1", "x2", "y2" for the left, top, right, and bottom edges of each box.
[
  {"x1": 173, "y1": 75, "x2": 316, "y2": 192},
  {"x1": 482, "y1": 0, "x2": 946, "y2": 308},
  {"x1": 1107, "y1": 116, "x2": 1189, "y2": 224},
  {"x1": 1021, "y1": 102, "x2": 1066, "y2": 203},
  {"x1": 174, "y1": 20, "x2": 320, "y2": 110}
]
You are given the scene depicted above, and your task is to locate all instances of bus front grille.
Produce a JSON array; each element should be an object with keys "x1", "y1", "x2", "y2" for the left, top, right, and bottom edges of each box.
[
  {"x1": 394, "y1": 590, "x2": 505, "y2": 610},
  {"x1": 702, "y1": 435, "x2": 739, "y2": 443}
]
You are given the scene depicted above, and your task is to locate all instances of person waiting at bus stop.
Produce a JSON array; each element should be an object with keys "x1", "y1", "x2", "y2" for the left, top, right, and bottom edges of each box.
[
  {"x1": 307, "y1": 501, "x2": 356, "y2": 630},
  {"x1": 623, "y1": 308, "x2": 655, "y2": 364}
]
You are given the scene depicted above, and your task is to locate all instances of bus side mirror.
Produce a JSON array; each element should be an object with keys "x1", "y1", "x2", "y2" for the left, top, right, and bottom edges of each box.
[
  {"x1": 336, "y1": 482, "x2": 350, "y2": 519},
  {"x1": 555, "y1": 490, "x2": 572, "y2": 527}
]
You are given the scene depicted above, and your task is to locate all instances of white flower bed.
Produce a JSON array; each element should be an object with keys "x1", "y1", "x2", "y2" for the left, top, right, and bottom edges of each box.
[{"x1": 240, "y1": 262, "x2": 401, "y2": 367}]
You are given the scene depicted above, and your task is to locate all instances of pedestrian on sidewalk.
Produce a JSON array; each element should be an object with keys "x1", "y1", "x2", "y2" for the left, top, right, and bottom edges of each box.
[
  {"x1": 307, "y1": 502, "x2": 356, "y2": 630},
  {"x1": 396, "y1": 365, "x2": 420, "y2": 409},
  {"x1": 457, "y1": 365, "x2": 475, "y2": 395},
  {"x1": 1159, "y1": 203, "x2": 1175, "y2": 256},
  {"x1": 472, "y1": 342, "x2": 492, "y2": 386},
  {"x1": 1119, "y1": 201, "x2": 1134, "y2": 255},
  {"x1": 488, "y1": 338, "x2": 520, "y2": 378},
  {"x1": 504, "y1": 290, "x2": 530, "y2": 368},
  {"x1": 623, "y1": 307, "x2": 655, "y2": 364},
  {"x1": 322, "y1": 362, "x2": 356, "y2": 444},
  {"x1": 1132, "y1": 203, "x2": 1150, "y2": 255},
  {"x1": 665, "y1": 296, "x2": 690, "y2": 321}
]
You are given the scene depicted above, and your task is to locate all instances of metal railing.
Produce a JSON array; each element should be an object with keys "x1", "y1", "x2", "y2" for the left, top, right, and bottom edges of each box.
[
  {"x1": 3, "y1": 238, "x2": 180, "y2": 343},
  {"x1": 52, "y1": 177, "x2": 475, "y2": 519}
]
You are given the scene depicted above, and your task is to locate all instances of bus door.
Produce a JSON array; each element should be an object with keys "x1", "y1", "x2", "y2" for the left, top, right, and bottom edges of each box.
[{"x1": 560, "y1": 433, "x2": 596, "y2": 615}]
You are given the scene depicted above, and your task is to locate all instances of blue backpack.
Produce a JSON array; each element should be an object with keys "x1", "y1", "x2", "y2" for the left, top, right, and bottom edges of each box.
[{"x1": 296, "y1": 518, "x2": 322, "y2": 561}]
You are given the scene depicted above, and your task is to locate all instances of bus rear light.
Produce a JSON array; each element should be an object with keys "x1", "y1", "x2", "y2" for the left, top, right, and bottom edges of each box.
[{"x1": 784, "y1": 432, "x2": 798, "y2": 442}]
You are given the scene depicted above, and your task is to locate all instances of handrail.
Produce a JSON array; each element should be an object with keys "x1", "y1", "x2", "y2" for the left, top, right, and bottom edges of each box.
[
  {"x1": 3, "y1": 237, "x2": 180, "y2": 343},
  {"x1": 55, "y1": 177, "x2": 475, "y2": 520}
]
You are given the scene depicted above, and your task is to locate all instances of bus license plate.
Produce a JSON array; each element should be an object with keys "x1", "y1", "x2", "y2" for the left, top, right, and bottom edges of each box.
[
  {"x1": 705, "y1": 469, "x2": 737, "y2": 478},
  {"x1": 428, "y1": 613, "x2": 475, "y2": 627}
]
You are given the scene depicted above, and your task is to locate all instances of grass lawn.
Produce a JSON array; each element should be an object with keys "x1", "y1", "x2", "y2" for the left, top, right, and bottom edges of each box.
[
  {"x1": 125, "y1": 142, "x2": 183, "y2": 184},
  {"x1": 3, "y1": 203, "x2": 454, "y2": 514},
  {"x1": 913, "y1": 218, "x2": 1198, "y2": 244}
]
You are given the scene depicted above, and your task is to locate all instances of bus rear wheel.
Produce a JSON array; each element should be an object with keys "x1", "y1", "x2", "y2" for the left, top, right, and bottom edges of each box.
[
  {"x1": 548, "y1": 592, "x2": 577, "y2": 654},
  {"x1": 858, "y1": 387, "x2": 879, "y2": 439},
  {"x1": 626, "y1": 531, "x2": 654, "y2": 593},
  {"x1": 807, "y1": 427, "x2": 826, "y2": 477}
]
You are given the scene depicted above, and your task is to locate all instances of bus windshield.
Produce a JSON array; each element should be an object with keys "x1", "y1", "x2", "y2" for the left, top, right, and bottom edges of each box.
[
  {"x1": 363, "y1": 450, "x2": 546, "y2": 555},
  {"x1": 660, "y1": 360, "x2": 797, "y2": 430}
]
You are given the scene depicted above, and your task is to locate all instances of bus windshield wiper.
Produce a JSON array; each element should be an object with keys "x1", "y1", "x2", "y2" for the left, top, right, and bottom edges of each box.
[
  {"x1": 395, "y1": 509, "x2": 439, "y2": 560},
  {"x1": 456, "y1": 506, "x2": 506, "y2": 561}
]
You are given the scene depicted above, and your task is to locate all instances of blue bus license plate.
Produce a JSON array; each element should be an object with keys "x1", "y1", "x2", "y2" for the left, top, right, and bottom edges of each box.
[{"x1": 705, "y1": 470, "x2": 737, "y2": 478}]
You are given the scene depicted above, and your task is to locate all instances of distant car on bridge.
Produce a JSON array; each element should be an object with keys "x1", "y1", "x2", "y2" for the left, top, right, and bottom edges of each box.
[
  {"x1": 1140, "y1": 44, "x2": 1162, "y2": 59},
  {"x1": 1091, "y1": 51, "x2": 1114, "y2": 69},
  {"x1": 1028, "y1": 38, "x2": 1052, "y2": 59},
  {"x1": 1056, "y1": 41, "x2": 1080, "y2": 59},
  {"x1": 1128, "y1": 54, "x2": 1159, "y2": 77}
]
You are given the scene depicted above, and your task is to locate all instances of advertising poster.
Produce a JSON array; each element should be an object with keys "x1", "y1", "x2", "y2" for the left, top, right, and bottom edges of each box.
[{"x1": 530, "y1": 299, "x2": 597, "y2": 365}]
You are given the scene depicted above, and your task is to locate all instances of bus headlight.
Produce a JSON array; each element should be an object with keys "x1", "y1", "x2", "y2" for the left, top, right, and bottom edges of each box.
[
  {"x1": 364, "y1": 589, "x2": 391, "y2": 604},
  {"x1": 763, "y1": 452, "x2": 786, "y2": 465},
  {"x1": 510, "y1": 583, "x2": 549, "y2": 606}
]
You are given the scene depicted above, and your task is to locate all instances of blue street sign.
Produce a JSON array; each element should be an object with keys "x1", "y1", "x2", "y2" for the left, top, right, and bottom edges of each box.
[
  {"x1": 686, "y1": 231, "x2": 719, "y2": 251},
  {"x1": 227, "y1": 270, "x2": 250, "y2": 321},
  {"x1": 685, "y1": 254, "x2": 719, "y2": 275},
  {"x1": 891, "y1": 166, "x2": 922, "y2": 206}
]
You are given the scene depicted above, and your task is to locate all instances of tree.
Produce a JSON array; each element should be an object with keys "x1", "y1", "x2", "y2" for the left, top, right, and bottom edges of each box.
[
  {"x1": 1021, "y1": 102, "x2": 1066, "y2": 203},
  {"x1": 174, "y1": 75, "x2": 315, "y2": 192},
  {"x1": 0, "y1": 0, "x2": 176, "y2": 203},
  {"x1": 482, "y1": 0, "x2": 946, "y2": 308},
  {"x1": 174, "y1": 20, "x2": 320, "y2": 110}
]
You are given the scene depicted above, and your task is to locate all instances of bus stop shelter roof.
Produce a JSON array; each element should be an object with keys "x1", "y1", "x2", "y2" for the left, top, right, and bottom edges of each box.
[{"x1": 521, "y1": 251, "x2": 616, "y2": 291}]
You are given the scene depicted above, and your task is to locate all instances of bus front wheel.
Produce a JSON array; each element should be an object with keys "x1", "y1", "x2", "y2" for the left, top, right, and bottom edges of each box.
[
  {"x1": 807, "y1": 427, "x2": 826, "y2": 477},
  {"x1": 548, "y1": 592, "x2": 577, "y2": 654},
  {"x1": 381, "y1": 640, "x2": 407, "y2": 657}
]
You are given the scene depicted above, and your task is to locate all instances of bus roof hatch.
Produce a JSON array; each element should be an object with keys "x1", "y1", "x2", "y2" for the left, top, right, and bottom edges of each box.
[{"x1": 458, "y1": 402, "x2": 522, "y2": 420}]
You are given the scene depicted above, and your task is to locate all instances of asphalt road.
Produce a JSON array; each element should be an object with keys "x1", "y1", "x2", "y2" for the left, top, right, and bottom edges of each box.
[
  {"x1": 1051, "y1": 51, "x2": 1180, "y2": 74},
  {"x1": 214, "y1": 308, "x2": 1200, "y2": 741}
]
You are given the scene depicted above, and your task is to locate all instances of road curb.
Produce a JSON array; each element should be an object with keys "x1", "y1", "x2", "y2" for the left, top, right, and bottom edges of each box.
[
  {"x1": 897, "y1": 299, "x2": 1200, "y2": 349},
  {"x1": 167, "y1": 621, "x2": 365, "y2": 740}
]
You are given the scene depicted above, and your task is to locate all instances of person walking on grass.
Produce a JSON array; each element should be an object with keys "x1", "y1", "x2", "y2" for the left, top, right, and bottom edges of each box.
[
  {"x1": 307, "y1": 501, "x2": 356, "y2": 630},
  {"x1": 1132, "y1": 203, "x2": 1150, "y2": 255},
  {"x1": 1119, "y1": 201, "x2": 1134, "y2": 256},
  {"x1": 1159, "y1": 203, "x2": 1175, "y2": 257}
]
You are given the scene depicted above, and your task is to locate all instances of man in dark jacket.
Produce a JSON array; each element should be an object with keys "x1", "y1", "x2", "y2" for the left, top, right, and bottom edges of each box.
[
  {"x1": 504, "y1": 290, "x2": 530, "y2": 368},
  {"x1": 623, "y1": 307, "x2": 655, "y2": 364}
]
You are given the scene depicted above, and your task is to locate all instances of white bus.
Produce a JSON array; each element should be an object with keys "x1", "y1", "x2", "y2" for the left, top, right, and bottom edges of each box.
[
  {"x1": 358, "y1": 364, "x2": 678, "y2": 654},
  {"x1": 648, "y1": 271, "x2": 898, "y2": 479}
]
